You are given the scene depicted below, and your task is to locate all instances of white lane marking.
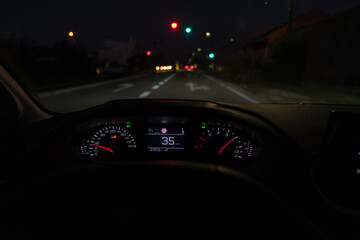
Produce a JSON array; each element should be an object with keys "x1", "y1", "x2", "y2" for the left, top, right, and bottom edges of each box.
[
  {"x1": 185, "y1": 82, "x2": 209, "y2": 91},
  {"x1": 138, "y1": 73, "x2": 177, "y2": 98},
  {"x1": 139, "y1": 91, "x2": 151, "y2": 98},
  {"x1": 163, "y1": 73, "x2": 177, "y2": 82},
  {"x1": 36, "y1": 74, "x2": 149, "y2": 99},
  {"x1": 203, "y1": 74, "x2": 259, "y2": 103},
  {"x1": 151, "y1": 73, "x2": 176, "y2": 90},
  {"x1": 112, "y1": 83, "x2": 134, "y2": 93}
]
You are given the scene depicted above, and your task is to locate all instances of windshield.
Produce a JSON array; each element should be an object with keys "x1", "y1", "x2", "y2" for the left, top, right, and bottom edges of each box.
[{"x1": 1, "y1": 0, "x2": 360, "y2": 112}]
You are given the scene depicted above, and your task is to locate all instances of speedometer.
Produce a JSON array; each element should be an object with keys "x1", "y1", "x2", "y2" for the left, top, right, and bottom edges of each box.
[
  {"x1": 193, "y1": 124, "x2": 255, "y2": 162},
  {"x1": 81, "y1": 125, "x2": 137, "y2": 162}
]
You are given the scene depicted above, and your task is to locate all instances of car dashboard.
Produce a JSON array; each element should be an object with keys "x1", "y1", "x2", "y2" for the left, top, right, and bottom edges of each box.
[{"x1": 2, "y1": 99, "x2": 360, "y2": 239}]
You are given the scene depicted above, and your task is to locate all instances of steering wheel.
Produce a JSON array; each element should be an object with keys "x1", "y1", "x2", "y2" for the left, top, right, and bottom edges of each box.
[{"x1": 1, "y1": 161, "x2": 326, "y2": 239}]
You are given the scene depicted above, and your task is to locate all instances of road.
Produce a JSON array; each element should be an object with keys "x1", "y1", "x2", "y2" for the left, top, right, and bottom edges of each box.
[{"x1": 33, "y1": 72, "x2": 264, "y2": 113}]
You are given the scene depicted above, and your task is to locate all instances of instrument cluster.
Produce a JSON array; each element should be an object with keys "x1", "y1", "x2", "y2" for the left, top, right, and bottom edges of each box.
[{"x1": 73, "y1": 116, "x2": 265, "y2": 168}]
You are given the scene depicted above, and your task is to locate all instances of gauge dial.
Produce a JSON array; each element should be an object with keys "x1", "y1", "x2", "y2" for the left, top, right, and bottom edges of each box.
[
  {"x1": 81, "y1": 125, "x2": 137, "y2": 161},
  {"x1": 194, "y1": 125, "x2": 254, "y2": 162}
]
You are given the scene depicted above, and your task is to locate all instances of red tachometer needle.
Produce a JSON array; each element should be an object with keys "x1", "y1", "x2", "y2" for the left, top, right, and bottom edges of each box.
[
  {"x1": 92, "y1": 144, "x2": 114, "y2": 153},
  {"x1": 219, "y1": 137, "x2": 237, "y2": 154}
]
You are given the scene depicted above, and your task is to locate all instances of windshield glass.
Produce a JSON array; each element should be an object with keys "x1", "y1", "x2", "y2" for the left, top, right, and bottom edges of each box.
[{"x1": 1, "y1": 0, "x2": 360, "y2": 112}]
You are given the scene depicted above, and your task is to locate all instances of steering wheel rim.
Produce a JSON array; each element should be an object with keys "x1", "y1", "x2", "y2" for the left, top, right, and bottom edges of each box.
[{"x1": 1, "y1": 160, "x2": 326, "y2": 239}]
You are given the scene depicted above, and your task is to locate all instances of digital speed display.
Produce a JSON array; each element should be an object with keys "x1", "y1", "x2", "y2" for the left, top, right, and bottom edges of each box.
[{"x1": 147, "y1": 126, "x2": 184, "y2": 152}]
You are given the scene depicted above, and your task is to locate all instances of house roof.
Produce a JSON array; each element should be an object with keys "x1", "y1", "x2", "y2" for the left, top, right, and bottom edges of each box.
[{"x1": 266, "y1": 9, "x2": 329, "y2": 43}]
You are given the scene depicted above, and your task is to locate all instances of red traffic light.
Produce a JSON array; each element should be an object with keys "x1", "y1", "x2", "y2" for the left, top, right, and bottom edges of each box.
[
  {"x1": 171, "y1": 22, "x2": 178, "y2": 30},
  {"x1": 146, "y1": 51, "x2": 151, "y2": 56},
  {"x1": 190, "y1": 65, "x2": 194, "y2": 70},
  {"x1": 184, "y1": 65, "x2": 189, "y2": 70}
]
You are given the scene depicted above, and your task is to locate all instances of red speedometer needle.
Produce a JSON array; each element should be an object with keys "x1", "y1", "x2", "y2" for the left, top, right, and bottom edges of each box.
[
  {"x1": 92, "y1": 144, "x2": 114, "y2": 153},
  {"x1": 219, "y1": 137, "x2": 236, "y2": 154}
]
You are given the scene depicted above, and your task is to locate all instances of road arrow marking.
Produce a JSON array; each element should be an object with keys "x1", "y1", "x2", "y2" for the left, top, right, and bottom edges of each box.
[
  {"x1": 35, "y1": 74, "x2": 148, "y2": 99},
  {"x1": 185, "y1": 82, "x2": 209, "y2": 92},
  {"x1": 112, "y1": 83, "x2": 134, "y2": 93}
]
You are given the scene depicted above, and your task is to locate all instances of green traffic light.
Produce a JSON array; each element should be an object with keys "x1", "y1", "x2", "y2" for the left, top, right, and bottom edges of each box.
[
  {"x1": 185, "y1": 27, "x2": 192, "y2": 33},
  {"x1": 209, "y1": 53, "x2": 215, "y2": 59}
]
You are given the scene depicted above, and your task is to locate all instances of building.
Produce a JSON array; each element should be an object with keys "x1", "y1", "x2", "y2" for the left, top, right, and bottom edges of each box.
[{"x1": 98, "y1": 38, "x2": 137, "y2": 66}]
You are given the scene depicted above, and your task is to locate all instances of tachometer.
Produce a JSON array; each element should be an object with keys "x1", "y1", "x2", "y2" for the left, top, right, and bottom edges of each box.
[
  {"x1": 194, "y1": 124, "x2": 254, "y2": 162},
  {"x1": 81, "y1": 125, "x2": 137, "y2": 161}
]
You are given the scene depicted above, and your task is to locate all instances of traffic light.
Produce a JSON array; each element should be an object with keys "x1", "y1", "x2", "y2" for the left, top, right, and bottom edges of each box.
[
  {"x1": 171, "y1": 22, "x2": 178, "y2": 30},
  {"x1": 185, "y1": 27, "x2": 192, "y2": 33},
  {"x1": 146, "y1": 51, "x2": 151, "y2": 56},
  {"x1": 209, "y1": 53, "x2": 215, "y2": 59}
]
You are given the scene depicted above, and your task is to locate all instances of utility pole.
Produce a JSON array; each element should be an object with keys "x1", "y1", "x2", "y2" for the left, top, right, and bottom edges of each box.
[{"x1": 287, "y1": 0, "x2": 293, "y2": 33}]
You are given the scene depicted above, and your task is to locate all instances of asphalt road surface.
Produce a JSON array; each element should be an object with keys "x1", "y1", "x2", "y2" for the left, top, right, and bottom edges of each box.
[{"x1": 33, "y1": 72, "x2": 264, "y2": 113}]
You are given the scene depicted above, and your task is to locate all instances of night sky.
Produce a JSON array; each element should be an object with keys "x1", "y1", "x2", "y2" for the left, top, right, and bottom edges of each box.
[{"x1": 1, "y1": 0, "x2": 360, "y2": 60}]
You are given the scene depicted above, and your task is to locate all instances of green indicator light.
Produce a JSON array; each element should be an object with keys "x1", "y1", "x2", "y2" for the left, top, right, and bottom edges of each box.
[
  {"x1": 201, "y1": 122, "x2": 206, "y2": 125},
  {"x1": 126, "y1": 121, "x2": 131, "y2": 125},
  {"x1": 126, "y1": 125, "x2": 131, "y2": 128},
  {"x1": 202, "y1": 126, "x2": 206, "y2": 129}
]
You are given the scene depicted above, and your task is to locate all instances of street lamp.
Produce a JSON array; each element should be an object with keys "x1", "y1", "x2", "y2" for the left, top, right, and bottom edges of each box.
[
  {"x1": 205, "y1": 32, "x2": 211, "y2": 37},
  {"x1": 68, "y1": 31, "x2": 76, "y2": 46},
  {"x1": 197, "y1": 48, "x2": 202, "y2": 52}
]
